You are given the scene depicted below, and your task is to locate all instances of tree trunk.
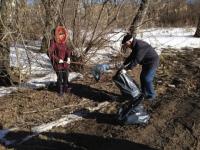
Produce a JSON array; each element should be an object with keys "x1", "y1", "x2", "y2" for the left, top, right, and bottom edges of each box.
[
  {"x1": 0, "y1": 0, "x2": 12, "y2": 86},
  {"x1": 194, "y1": 16, "x2": 200, "y2": 37},
  {"x1": 129, "y1": 0, "x2": 150, "y2": 37},
  {"x1": 40, "y1": 0, "x2": 63, "y2": 53}
]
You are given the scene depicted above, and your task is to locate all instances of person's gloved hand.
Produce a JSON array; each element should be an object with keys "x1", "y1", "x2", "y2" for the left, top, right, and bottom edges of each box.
[
  {"x1": 59, "y1": 59, "x2": 64, "y2": 63},
  {"x1": 67, "y1": 57, "x2": 70, "y2": 64},
  {"x1": 120, "y1": 69, "x2": 127, "y2": 74}
]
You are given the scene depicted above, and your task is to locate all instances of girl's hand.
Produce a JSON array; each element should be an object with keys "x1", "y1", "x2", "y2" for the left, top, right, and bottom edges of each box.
[
  {"x1": 67, "y1": 58, "x2": 70, "y2": 64},
  {"x1": 59, "y1": 59, "x2": 64, "y2": 63}
]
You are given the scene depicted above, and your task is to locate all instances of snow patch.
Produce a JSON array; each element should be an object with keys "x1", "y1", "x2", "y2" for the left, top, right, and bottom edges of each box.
[
  {"x1": 0, "y1": 27, "x2": 199, "y2": 97},
  {"x1": 0, "y1": 87, "x2": 17, "y2": 97}
]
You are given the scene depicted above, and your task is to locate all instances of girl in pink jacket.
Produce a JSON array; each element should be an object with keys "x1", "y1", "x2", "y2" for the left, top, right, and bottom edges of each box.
[{"x1": 48, "y1": 26, "x2": 71, "y2": 96}]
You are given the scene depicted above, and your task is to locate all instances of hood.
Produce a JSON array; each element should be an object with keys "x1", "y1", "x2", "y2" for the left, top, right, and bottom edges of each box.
[{"x1": 55, "y1": 26, "x2": 68, "y2": 44}]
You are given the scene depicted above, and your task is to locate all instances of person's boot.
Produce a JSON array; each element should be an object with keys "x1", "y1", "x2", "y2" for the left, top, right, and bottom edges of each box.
[
  {"x1": 64, "y1": 84, "x2": 72, "y2": 93},
  {"x1": 58, "y1": 85, "x2": 64, "y2": 96}
]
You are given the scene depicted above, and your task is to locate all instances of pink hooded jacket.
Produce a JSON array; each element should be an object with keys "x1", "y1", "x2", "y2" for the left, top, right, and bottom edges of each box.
[{"x1": 48, "y1": 26, "x2": 71, "y2": 71}]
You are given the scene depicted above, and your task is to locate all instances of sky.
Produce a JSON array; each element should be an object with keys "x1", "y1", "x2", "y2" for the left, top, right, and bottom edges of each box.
[{"x1": 27, "y1": 0, "x2": 34, "y2": 5}]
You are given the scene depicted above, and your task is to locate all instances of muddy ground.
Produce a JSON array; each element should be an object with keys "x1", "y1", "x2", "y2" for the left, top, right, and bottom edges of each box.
[{"x1": 0, "y1": 48, "x2": 200, "y2": 150}]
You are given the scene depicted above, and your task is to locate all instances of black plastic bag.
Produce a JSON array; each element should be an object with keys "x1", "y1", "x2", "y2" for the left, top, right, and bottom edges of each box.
[
  {"x1": 112, "y1": 69, "x2": 143, "y2": 105},
  {"x1": 113, "y1": 70, "x2": 149, "y2": 124},
  {"x1": 118, "y1": 104, "x2": 150, "y2": 124}
]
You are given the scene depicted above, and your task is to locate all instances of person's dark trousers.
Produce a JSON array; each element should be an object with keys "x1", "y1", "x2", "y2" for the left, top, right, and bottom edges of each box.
[
  {"x1": 56, "y1": 69, "x2": 69, "y2": 95},
  {"x1": 140, "y1": 66, "x2": 157, "y2": 99}
]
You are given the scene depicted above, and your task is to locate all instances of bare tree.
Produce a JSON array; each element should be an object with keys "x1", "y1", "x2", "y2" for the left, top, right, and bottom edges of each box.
[
  {"x1": 73, "y1": 1, "x2": 124, "y2": 53},
  {"x1": 40, "y1": 0, "x2": 64, "y2": 53},
  {"x1": 194, "y1": 16, "x2": 200, "y2": 37},
  {"x1": 0, "y1": 0, "x2": 29, "y2": 85},
  {"x1": 129, "y1": 0, "x2": 150, "y2": 37},
  {"x1": 55, "y1": 0, "x2": 126, "y2": 70},
  {"x1": 38, "y1": 0, "x2": 150, "y2": 70},
  {"x1": 0, "y1": 0, "x2": 13, "y2": 85}
]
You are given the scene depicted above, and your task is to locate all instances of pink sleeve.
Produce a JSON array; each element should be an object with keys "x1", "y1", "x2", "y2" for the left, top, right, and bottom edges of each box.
[
  {"x1": 48, "y1": 40, "x2": 59, "y2": 62},
  {"x1": 66, "y1": 46, "x2": 72, "y2": 58}
]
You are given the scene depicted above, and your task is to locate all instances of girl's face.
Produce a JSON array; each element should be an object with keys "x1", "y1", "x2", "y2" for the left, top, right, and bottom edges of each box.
[
  {"x1": 59, "y1": 32, "x2": 66, "y2": 41},
  {"x1": 55, "y1": 26, "x2": 68, "y2": 44}
]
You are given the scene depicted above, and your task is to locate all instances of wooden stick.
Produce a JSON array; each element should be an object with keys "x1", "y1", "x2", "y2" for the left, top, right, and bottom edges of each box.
[{"x1": 23, "y1": 100, "x2": 90, "y2": 114}]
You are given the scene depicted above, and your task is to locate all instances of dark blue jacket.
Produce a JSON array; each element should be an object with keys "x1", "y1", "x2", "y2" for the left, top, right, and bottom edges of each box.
[{"x1": 123, "y1": 39, "x2": 159, "y2": 69}]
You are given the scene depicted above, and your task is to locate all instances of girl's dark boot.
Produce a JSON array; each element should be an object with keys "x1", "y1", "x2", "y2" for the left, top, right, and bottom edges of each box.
[
  {"x1": 58, "y1": 85, "x2": 64, "y2": 96},
  {"x1": 64, "y1": 84, "x2": 72, "y2": 93}
]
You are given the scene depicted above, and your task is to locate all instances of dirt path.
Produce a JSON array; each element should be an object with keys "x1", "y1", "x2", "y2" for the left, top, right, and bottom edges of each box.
[{"x1": 0, "y1": 48, "x2": 200, "y2": 150}]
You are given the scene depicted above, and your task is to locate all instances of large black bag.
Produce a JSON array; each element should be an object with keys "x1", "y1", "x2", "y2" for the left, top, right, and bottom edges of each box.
[
  {"x1": 112, "y1": 69, "x2": 143, "y2": 106},
  {"x1": 113, "y1": 70, "x2": 149, "y2": 124}
]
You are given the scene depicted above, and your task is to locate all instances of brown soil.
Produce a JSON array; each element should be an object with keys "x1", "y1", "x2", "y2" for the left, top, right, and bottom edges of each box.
[{"x1": 0, "y1": 48, "x2": 200, "y2": 150}]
